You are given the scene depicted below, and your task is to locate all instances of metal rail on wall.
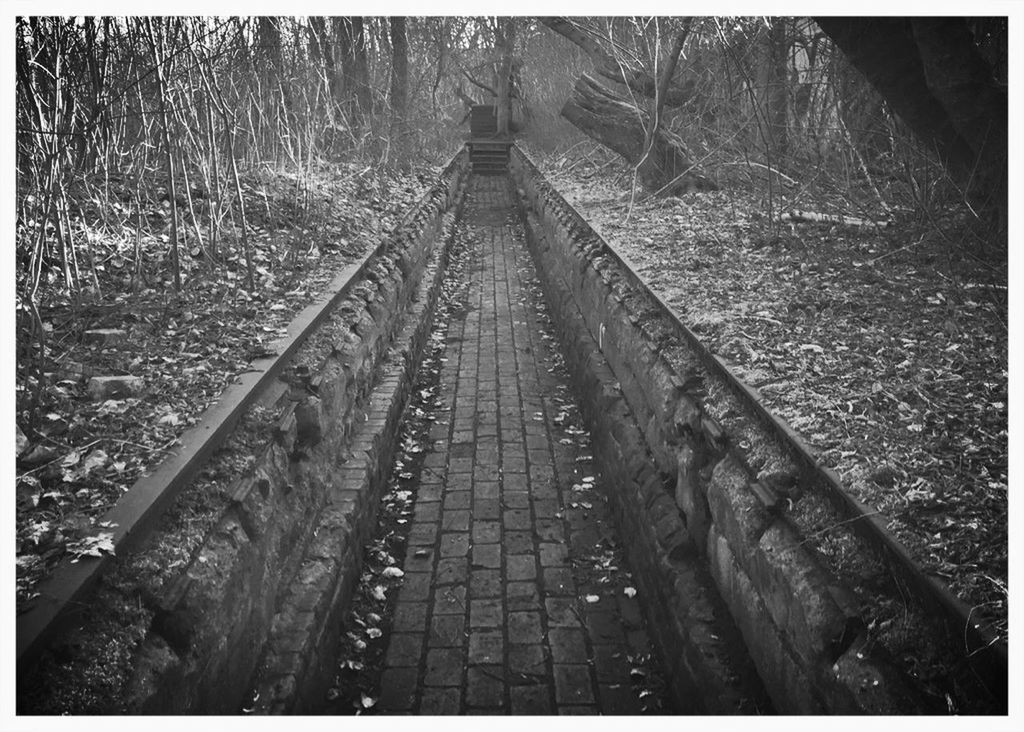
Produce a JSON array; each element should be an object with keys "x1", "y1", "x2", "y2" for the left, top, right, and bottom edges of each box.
[
  {"x1": 16, "y1": 149, "x2": 469, "y2": 671},
  {"x1": 509, "y1": 145, "x2": 1007, "y2": 706}
]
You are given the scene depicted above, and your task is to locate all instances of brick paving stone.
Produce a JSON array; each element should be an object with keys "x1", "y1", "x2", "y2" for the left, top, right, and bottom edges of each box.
[
  {"x1": 506, "y1": 581, "x2": 541, "y2": 611},
  {"x1": 443, "y1": 491, "x2": 472, "y2": 510},
  {"x1": 538, "y1": 542, "x2": 569, "y2": 567},
  {"x1": 420, "y1": 687, "x2": 461, "y2": 714},
  {"x1": 470, "y1": 569, "x2": 502, "y2": 598},
  {"x1": 503, "y1": 473, "x2": 529, "y2": 492},
  {"x1": 378, "y1": 667, "x2": 418, "y2": 711},
  {"x1": 471, "y1": 543, "x2": 501, "y2": 569},
  {"x1": 396, "y1": 572, "x2": 432, "y2": 603},
  {"x1": 466, "y1": 666, "x2": 506, "y2": 708},
  {"x1": 531, "y1": 482, "x2": 559, "y2": 501},
  {"x1": 442, "y1": 510, "x2": 471, "y2": 532},
  {"x1": 429, "y1": 614, "x2": 466, "y2": 647},
  {"x1": 417, "y1": 484, "x2": 443, "y2": 502},
  {"x1": 473, "y1": 481, "x2": 500, "y2": 499},
  {"x1": 545, "y1": 598, "x2": 583, "y2": 627},
  {"x1": 474, "y1": 464, "x2": 501, "y2": 482},
  {"x1": 433, "y1": 585, "x2": 467, "y2": 615},
  {"x1": 424, "y1": 648, "x2": 464, "y2": 686},
  {"x1": 439, "y1": 532, "x2": 470, "y2": 558},
  {"x1": 542, "y1": 567, "x2": 575, "y2": 596},
  {"x1": 548, "y1": 628, "x2": 588, "y2": 664},
  {"x1": 470, "y1": 598, "x2": 504, "y2": 628},
  {"x1": 510, "y1": 685, "x2": 553, "y2": 715},
  {"x1": 414, "y1": 502, "x2": 441, "y2": 522},
  {"x1": 553, "y1": 665, "x2": 596, "y2": 705},
  {"x1": 502, "y1": 457, "x2": 528, "y2": 473},
  {"x1": 502, "y1": 492, "x2": 530, "y2": 510},
  {"x1": 534, "y1": 519, "x2": 564, "y2": 542},
  {"x1": 508, "y1": 644, "x2": 547, "y2": 677},
  {"x1": 367, "y1": 176, "x2": 669, "y2": 716},
  {"x1": 468, "y1": 629, "x2": 504, "y2": 665},
  {"x1": 435, "y1": 557, "x2": 469, "y2": 585},
  {"x1": 503, "y1": 509, "x2": 532, "y2": 530},
  {"x1": 472, "y1": 520, "x2": 501, "y2": 544},
  {"x1": 446, "y1": 474, "x2": 473, "y2": 491},
  {"x1": 473, "y1": 497, "x2": 501, "y2": 519},
  {"x1": 407, "y1": 524, "x2": 439, "y2": 546},
  {"x1": 508, "y1": 611, "x2": 544, "y2": 644},
  {"x1": 385, "y1": 632, "x2": 425, "y2": 667},
  {"x1": 506, "y1": 554, "x2": 537, "y2": 581},
  {"x1": 392, "y1": 602, "x2": 428, "y2": 633},
  {"x1": 504, "y1": 530, "x2": 533, "y2": 553}
]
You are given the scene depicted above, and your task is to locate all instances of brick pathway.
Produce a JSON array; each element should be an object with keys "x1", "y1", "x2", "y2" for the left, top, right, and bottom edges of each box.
[{"x1": 375, "y1": 175, "x2": 669, "y2": 715}]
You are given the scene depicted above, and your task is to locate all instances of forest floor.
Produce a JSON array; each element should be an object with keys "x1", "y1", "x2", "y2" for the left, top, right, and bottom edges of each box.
[
  {"x1": 536, "y1": 146, "x2": 1008, "y2": 643},
  {"x1": 14, "y1": 161, "x2": 434, "y2": 608},
  {"x1": 15, "y1": 148, "x2": 1009, "y2": 648}
]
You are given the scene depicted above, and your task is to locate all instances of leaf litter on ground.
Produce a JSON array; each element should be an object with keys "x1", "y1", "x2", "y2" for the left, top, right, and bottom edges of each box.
[
  {"x1": 542, "y1": 152, "x2": 1008, "y2": 641},
  {"x1": 15, "y1": 161, "x2": 439, "y2": 609}
]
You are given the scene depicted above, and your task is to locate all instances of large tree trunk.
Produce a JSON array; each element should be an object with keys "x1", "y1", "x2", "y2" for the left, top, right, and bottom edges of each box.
[
  {"x1": 910, "y1": 19, "x2": 1007, "y2": 225},
  {"x1": 815, "y1": 17, "x2": 1006, "y2": 230},
  {"x1": 767, "y1": 18, "x2": 789, "y2": 155},
  {"x1": 389, "y1": 17, "x2": 409, "y2": 166},
  {"x1": 495, "y1": 18, "x2": 515, "y2": 136},
  {"x1": 337, "y1": 17, "x2": 372, "y2": 129},
  {"x1": 561, "y1": 74, "x2": 716, "y2": 193}
]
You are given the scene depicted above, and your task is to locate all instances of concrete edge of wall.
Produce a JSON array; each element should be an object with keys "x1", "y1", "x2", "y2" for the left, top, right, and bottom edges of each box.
[
  {"x1": 509, "y1": 149, "x2": 929, "y2": 715},
  {"x1": 17, "y1": 154, "x2": 469, "y2": 715}
]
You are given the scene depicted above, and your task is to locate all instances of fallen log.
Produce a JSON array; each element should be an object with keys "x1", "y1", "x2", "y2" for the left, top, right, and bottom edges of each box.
[
  {"x1": 779, "y1": 209, "x2": 891, "y2": 228},
  {"x1": 560, "y1": 73, "x2": 717, "y2": 194},
  {"x1": 540, "y1": 17, "x2": 699, "y2": 108}
]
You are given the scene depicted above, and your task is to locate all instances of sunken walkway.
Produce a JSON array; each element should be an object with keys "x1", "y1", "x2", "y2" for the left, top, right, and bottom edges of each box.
[{"x1": 359, "y1": 175, "x2": 669, "y2": 714}]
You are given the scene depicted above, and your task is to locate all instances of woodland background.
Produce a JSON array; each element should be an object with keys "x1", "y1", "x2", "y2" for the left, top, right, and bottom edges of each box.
[{"x1": 13, "y1": 16, "x2": 1009, "y2": 657}]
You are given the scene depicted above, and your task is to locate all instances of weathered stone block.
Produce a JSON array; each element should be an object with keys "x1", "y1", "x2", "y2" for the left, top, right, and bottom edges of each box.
[
  {"x1": 750, "y1": 521, "x2": 854, "y2": 668},
  {"x1": 707, "y1": 528, "x2": 825, "y2": 714},
  {"x1": 83, "y1": 328, "x2": 127, "y2": 346},
  {"x1": 706, "y1": 454, "x2": 772, "y2": 556},
  {"x1": 87, "y1": 374, "x2": 144, "y2": 400}
]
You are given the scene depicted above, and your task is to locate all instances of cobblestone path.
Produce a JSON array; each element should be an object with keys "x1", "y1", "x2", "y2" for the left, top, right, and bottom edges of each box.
[{"x1": 374, "y1": 175, "x2": 671, "y2": 714}]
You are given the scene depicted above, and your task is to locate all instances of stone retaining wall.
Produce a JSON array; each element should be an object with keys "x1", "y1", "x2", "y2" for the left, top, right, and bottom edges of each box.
[
  {"x1": 509, "y1": 148, "x2": 926, "y2": 715},
  {"x1": 18, "y1": 154, "x2": 468, "y2": 715}
]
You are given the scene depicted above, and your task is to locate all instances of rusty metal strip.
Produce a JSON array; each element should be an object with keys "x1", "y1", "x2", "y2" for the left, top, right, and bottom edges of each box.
[
  {"x1": 16, "y1": 150, "x2": 467, "y2": 669},
  {"x1": 510, "y1": 146, "x2": 1007, "y2": 699}
]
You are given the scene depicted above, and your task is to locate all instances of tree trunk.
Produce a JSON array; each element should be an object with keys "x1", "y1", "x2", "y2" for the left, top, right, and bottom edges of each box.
[
  {"x1": 144, "y1": 18, "x2": 181, "y2": 291},
  {"x1": 495, "y1": 18, "x2": 515, "y2": 137},
  {"x1": 815, "y1": 17, "x2": 1006, "y2": 229},
  {"x1": 910, "y1": 18, "x2": 1007, "y2": 222},
  {"x1": 389, "y1": 17, "x2": 409, "y2": 166},
  {"x1": 767, "y1": 18, "x2": 789, "y2": 155},
  {"x1": 561, "y1": 74, "x2": 716, "y2": 193},
  {"x1": 637, "y1": 26, "x2": 689, "y2": 185},
  {"x1": 337, "y1": 17, "x2": 372, "y2": 128}
]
